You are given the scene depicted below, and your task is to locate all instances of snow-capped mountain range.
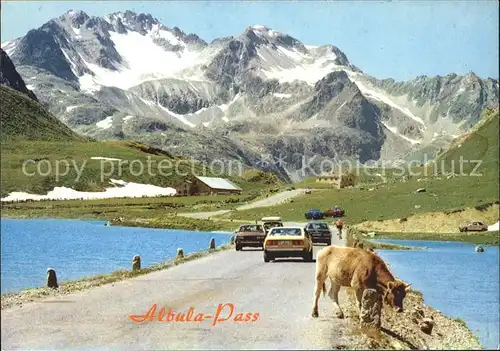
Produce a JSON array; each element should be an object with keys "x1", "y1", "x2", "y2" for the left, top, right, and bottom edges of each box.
[{"x1": 2, "y1": 10, "x2": 499, "y2": 180}]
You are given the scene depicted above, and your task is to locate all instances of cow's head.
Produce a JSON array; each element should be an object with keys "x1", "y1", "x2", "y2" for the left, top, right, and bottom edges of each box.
[{"x1": 383, "y1": 280, "x2": 411, "y2": 312}]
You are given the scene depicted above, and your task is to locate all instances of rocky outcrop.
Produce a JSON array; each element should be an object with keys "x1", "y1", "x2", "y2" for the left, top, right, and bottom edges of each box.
[{"x1": 0, "y1": 49, "x2": 38, "y2": 100}]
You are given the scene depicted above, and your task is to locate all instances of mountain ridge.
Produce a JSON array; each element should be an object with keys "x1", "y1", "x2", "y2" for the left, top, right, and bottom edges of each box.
[{"x1": 2, "y1": 9, "x2": 498, "y2": 180}]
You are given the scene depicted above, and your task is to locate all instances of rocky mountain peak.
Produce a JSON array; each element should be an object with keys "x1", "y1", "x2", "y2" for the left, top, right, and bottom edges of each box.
[
  {"x1": 171, "y1": 26, "x2": 207, "y2": 47},
  {"x1": 104, "y1": 11, "x2": 159, "y2": 35},
  {"x1": 61, "y1": 9, "x2": 90, "y2": 27},
  {"x1": 242, "y1": 25, "x2": 307, "y2": 53}
]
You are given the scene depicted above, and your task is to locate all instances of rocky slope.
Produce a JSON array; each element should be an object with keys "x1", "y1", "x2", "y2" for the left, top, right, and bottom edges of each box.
[
  {"x1": 2, "y1": 10, "x2": 498, "y2": 180},
  {"x1": 0, "y1": 48, "x2": 38, "y2": 101},
  {"x1": 0, "y1": 49, "x2": 81, "y2": 141}
]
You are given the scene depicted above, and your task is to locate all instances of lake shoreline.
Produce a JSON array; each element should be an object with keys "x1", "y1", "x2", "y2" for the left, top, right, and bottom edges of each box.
[
  {"x1": 346, "y1": 230, "x2": 490, "y2": 349},
  {"x1": 1, "y1": 243, "x2": 232, "y2": 310},
  {"x1": 369, "y1": 230, "x2": 500, "y2": 246}
]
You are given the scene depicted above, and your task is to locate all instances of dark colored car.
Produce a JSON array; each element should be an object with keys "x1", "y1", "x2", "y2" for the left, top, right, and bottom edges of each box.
[
  {"x1": 323, "y1": 207, "x2": 345, "y2": 218},
  {"x1": 304, "y1": 222, "x2": 332, "y2": 245},
  {"x1": 235, "y1": 224, "x2": 267, "y2": 251},
  {"x1": 304, "y1": 209, "x2": 325, "y2": 220}
]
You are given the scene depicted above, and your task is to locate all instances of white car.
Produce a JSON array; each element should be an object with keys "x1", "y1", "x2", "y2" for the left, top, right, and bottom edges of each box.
[{"x1": 263, "y1": 227, "x2": 314, "y2": 262}]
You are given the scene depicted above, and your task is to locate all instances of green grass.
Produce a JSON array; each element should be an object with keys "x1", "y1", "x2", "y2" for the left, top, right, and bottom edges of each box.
[
  {"x1": 221, "y1": 174, "x2": 499, "y2": 224},
  {"x1": 109, "y1": 215, "x2": 240, "y2": 232},
  {"x1": 0, "y1": 85, "x2": 85, "y2": 141},
  {"x1": 432, "y1": 107, "x2": 499, "y2": 179},
  {"x1": 1, "y1": 139, "x2": 281, "y2": 198},
  {"x1": 0, "y1": 189, "x2": 277, "y2": 220},
  {"x1": 0, "y1": 140, "x2": 202, "y2": 197},
  {"x1": 294, "y1": 166, "x2": 418, "y2": 189},
  {"x1": 374, "y1": 230, "x2": 500, "y2": 245}
]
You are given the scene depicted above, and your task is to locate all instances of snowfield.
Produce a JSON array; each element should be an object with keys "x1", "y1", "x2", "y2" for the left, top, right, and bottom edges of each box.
[
  {"x1": 96, "y1": 116, "x2": 114, "y2": 129},
  {"x1": 273, "y1": 93, "x2": 292, "y2": 99},
  {"x1": 75, "y1": 27, "x2": 212, "y2": 91},
  {"x1": 0, "y1": 179, "x2": 176, "y2": 202}
]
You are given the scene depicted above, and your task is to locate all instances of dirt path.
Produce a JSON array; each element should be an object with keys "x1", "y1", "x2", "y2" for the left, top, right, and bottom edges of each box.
[
  {"x1": 2, "y1": 235, "x2": 350, "y2": 350},
  {"x1": 178, "y1": 189, "x2": 305, "y2": 220},
  {"x1": 235, "y1": 189, "x2": 304, "y2": 211}
]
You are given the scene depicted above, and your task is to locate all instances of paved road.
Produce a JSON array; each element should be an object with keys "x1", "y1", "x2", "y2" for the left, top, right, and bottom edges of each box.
[
  {"x1": 235, "y1": 189, "x2": 304, "y2": 211},
  {"x1": 2, "y1": 232, "x2": 347, "y2": 350},
  {"x1": 178, "y1": 189, "x2": 305, "y2": 220}
]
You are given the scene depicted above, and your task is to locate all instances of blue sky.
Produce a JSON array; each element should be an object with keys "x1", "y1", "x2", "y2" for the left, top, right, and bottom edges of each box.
[{"x1": 1, "y1": 1, "x2": 498, "y2": 81}]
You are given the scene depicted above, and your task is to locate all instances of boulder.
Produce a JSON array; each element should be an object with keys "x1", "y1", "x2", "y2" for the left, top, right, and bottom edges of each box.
[
  {"x1": 420, "y1": 317, "x2": 434, "y2": 334},
  {"x1": 411, "y1": 307, "x2": 425, "y2": 323},
  {"x1": 475, "y1": 246, "x2": 484, "y2": 253}
]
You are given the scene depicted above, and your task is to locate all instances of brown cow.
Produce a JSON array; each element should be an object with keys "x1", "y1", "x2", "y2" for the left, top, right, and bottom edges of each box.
[{"x1": 311, "y1": 245, "x2": 411, "y2": 319}]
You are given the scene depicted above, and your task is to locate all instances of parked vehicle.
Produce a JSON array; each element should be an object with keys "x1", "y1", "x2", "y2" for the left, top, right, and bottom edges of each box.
[
  {"x1": 304, "y1": 221, "x2": 332, "y2": 245},
  {"x1": 263, "y1": 227, "x2": 313, "y2": 262},
  {"x1": 323, "y1": 206, "x2": 345, "y2": 218},
  {"x1": 459, "y1": 220, "x2": 488, "y2": 232},
  {"x1": 234, "y1": 224, "x2": 267, "y2": 251},
  {"x1": 305, "y1": 189, "x2": 312, "y2": 194},
  {"x1": 261, "y1": 216, "x2": 284, "y2": 234},
  {"x1": 304, "y1": 209, "x2": 325, "y2": 220}
]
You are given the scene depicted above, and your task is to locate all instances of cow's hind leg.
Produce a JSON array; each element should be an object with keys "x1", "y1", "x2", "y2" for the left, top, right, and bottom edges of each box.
[
  {"x1": 311, "y1": 275, "x2": 326, "y2": 318},
  {"x1": 328, "y1": 280, "x2": 344, "y2": 319}
]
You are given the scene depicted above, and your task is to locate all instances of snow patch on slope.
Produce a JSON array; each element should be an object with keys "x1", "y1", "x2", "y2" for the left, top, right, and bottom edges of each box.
[
  {"x1": 274, "y1": 93, "x2": 292, "y2": 99},
  {"x1": 79, "y1": 73, "x2": 100, "y2": 93},
  {"x1": 157, "y1": 104, "x2": 196, "y2": 128},
  {"x1": 76, "y1": 29, "x2": 209, "y2": 90},
  {"x1": 96, "y1": 116, "x2": 114, "y2": 129},
  {"x1": 149, "y1": 24, "x2": 182, "y2": 46},
  {"x1": 72, "y1": 26, "x2": 82, "y2": 39},
  {"x1": 90, "y1": 157, "x2": 122, "y2": 161},
  {"x1": 218, "y1": 93, "x2": 241, "y2": 112},
  {"x1": 347, "y1": 72, "x2": 426, "y2": 127},
  {"x1": 66, "y1": 105, "x2": 81, "y2": 112},
  {"x1": 261, "y1": 49, "x2": 342, "y2": 85},
  {"x1": 0, "y1": 179, "x2": 176, "y2": 202},
  {"x1": 382, "y1": 122, "x2": 421, "y2": 145},
  {"x1": 2, "y1": 40, "x2": 17, "y2": 56}
]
